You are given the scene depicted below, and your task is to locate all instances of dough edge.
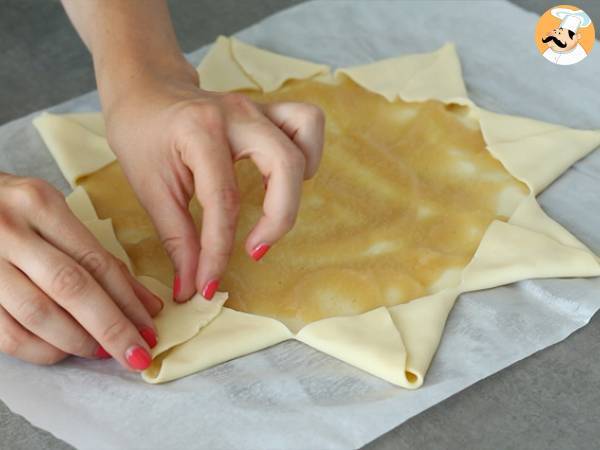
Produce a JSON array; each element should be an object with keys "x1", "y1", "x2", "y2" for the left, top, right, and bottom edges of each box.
[{"x1": 33, "y1": 35, "x2": 600, "y2": 388}]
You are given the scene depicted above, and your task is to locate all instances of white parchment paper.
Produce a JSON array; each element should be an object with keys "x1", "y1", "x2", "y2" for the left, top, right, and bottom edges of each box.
[{"x1": 1, "y1": 1, "x2": 599, "y2": 449}]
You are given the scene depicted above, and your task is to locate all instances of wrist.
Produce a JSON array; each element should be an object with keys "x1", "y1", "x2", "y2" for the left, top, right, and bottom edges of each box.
[{"x1": 95, "y1": 50, "x2": 199, "y2": 118}]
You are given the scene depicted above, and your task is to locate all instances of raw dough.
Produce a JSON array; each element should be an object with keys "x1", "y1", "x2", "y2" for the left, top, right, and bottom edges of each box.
[
  {"x1": 77, "y1": 76, "x2": 529, "y2": 332},
  {"x1": 33, "y1": 36, "x2": 600, "y2": 388}
]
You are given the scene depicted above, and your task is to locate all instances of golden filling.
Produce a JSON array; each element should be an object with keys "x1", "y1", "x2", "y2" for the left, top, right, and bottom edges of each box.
[{"x1": 79, "y1": 76, "x2": 528, "y2": 331}]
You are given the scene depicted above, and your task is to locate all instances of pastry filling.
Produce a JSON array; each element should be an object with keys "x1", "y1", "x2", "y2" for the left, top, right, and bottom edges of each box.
[{"x1": 79, "y1": 76, "x2": 529, "y2": 331}]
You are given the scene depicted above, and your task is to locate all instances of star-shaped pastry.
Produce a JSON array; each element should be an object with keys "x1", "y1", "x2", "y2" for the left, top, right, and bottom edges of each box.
[{"x1": 34, "y1": 36, "x2": 600, "y2": 388}]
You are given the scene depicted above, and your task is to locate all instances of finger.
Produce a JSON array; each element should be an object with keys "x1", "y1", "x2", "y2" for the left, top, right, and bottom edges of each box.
[
  {"x1": 0, "y1": 260, "x2": 100, "y2": 358},
  {"x1": 259, "y1": 102, "x2": 325, "y2": 179},
  {"x1": 181, "y1": 129, "x2": 240, "y2": 300},
  {"x1": 32, "y1": 198, "x2": 159, "y2": 342},
  {"x1": 138, "y1": 178, "x2": 201, "y2": 303},
  {"x1": 228, "y1": 119, "x2": 306, "y2": 260},
  {"x1": 0, "y1": 305, "x2": 67, "y2": 365},
  {"x1": 7, "y1": 236, "x2": 153, "y2": 371},
  {"x1": 121, "y1": 267, "x2": 164, "y2": 317}
]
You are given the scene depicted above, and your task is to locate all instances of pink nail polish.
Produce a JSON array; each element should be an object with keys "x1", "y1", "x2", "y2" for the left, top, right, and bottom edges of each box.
[
  {"x1": 202, "y1": 279, "x2": 219, "y2": 301},
  {"x1": 172, "y1": 274, "x2": 181, "y2": 300},
  {"x1": 139, "y1": 327, "x2": 158, "y2": 349},
  {"x1": 125, "y1": 346, "x2": 152, "y2": 371},
  {"x1": 95, "y1": 346, "x2": 111, "y2": 359},
  {"x1": 251, "y1": 243, "x2": 270, "y2": 261}
]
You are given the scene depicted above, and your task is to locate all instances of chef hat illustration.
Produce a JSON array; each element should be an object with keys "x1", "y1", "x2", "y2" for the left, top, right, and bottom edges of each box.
[{"x1": 551, "y1": 8, "x2": 592, "y2": 33}]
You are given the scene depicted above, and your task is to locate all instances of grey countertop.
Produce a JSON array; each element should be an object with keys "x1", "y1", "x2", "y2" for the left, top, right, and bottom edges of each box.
[{"x1": 1, "y1": 1, "x2": 599, "y2": 449}]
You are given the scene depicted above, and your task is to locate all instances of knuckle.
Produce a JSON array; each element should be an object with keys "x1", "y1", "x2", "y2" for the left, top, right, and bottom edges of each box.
[
  {"x1": 208, "y1": 244, "x2": 233, "y2": 260},
  {"x1": 179, "y1": 102, "x2": 224, "y2": 135},
  {"x1": 114, "y1": 258, "x2": 129, "y2": 273},
  {"x1": 79, "y1": 250, "x2": 111, "y2": 279},
  {"x1": 99, "y1": 319, "x2": 129, "y2": 346},
  {"x1": 10, "y1": 177, "x2": 59, "y2": 209},
  {"x1": 160, "y1": 235, "x2": 185, "y2": 260},
  {"x1": 51, "y1": 264, "x2": 89, "y2": 300},
  {"x1": 222, "y1": 92, "x2": 256, "y2": 115},
  {"x1": 0, "y1": 330, "x2": 20, "y2": 356},
  {"x1": 0, "y1": 213, "x2": 19, "y2": 239},
  {"x1": 15, "y1": 296, "x2": 50, "y2": 330},
  {"x1": 280, "y1": 150, "x2": 306, "y2": 173},
  {"x1": 213, "y1": 186, "x2": 240, "y2": 216}
]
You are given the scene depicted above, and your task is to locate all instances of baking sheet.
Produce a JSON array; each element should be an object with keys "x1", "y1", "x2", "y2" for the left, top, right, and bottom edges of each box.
[{"x1": 0, "y1": 1, "x2": 599, "y2": 449}]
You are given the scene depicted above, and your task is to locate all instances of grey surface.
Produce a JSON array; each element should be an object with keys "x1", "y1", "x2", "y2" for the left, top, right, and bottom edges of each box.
[
  {"x1": 1, "y1": 0, "x2": 600, "y2": 449},
  {"x1": 0, "y1": 0, "x2": 305, "y2": 125}
]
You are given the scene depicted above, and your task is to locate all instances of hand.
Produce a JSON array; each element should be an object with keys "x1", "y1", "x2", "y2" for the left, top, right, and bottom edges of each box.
[
  {"x1": 0, "y1": 174, "x2": 163, "y2": 370},
  {"x1": 104, "y1": 65, "x2": 325, "y2": 302}
]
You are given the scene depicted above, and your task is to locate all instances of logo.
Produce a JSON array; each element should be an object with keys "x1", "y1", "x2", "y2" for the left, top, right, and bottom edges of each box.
[{"x1": 535, "y1": 5, "x2": 594, "y2": 65}]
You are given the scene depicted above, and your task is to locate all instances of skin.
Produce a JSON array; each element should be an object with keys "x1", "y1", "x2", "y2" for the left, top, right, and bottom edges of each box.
[
  {"x1": 0, "y1": 173, "x2": 162, "y2": 368},
  {"x1": 542, "y1": 27, "x2": 581, "y2": 53},
  {"x1": 0, "y1": 0, "x2": 324, "y2": 371}
]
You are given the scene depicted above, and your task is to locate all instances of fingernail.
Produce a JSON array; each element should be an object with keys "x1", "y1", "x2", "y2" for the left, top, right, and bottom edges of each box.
[
  {"x1": 172, "y1": 274, "x2": 181, "y2": 300},
  {"x1": 263, "y1": 176, "x2": 268, "y2": 190},
  {"x1": 125, "y1": 346, "x2": 152, "y2": 371},
  {"x1": 251, "y1": 243, "x2": 270, "y2": 261},
  {"x1": 154, "y1": 295, "x2": 164, "y2": 312},
  {"x1": 201, "y1": 279, "x2": 219, "y2": 301},
  {"x1": 139, "y1": 327, "x2": 158, "y2": 349},
  {"x1": 95, "y1": 346, "x2": 111, "y2": 359}
]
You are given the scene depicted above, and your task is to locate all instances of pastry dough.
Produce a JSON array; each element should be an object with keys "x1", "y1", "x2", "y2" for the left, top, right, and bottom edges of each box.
[
  {"x1": 33, "y1": 35, "x2": 600, "y2": 388},
  {"x1": 72, "y1": 77, "x2": 530, "y2": 332}
]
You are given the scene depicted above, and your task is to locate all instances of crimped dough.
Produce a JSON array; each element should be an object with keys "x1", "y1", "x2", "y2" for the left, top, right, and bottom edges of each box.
[{"x1": 33, "y1": 36, "x2": 600, "y2": 388}]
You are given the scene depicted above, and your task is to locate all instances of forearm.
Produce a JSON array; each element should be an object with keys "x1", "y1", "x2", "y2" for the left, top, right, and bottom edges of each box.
[{"x1": 61, "y1": 0, "x2": 198, "y2": 114}]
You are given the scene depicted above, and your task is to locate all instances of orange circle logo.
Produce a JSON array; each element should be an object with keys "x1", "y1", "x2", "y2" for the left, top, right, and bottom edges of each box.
[{"x1": 535, "y1": 5, "x2": 594, "y2": 65}]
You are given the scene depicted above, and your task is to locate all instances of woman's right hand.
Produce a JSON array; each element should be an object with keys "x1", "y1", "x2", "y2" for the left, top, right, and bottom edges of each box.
[{"x1": 0, "y1": 173, "x2": 163, "y2": 371}]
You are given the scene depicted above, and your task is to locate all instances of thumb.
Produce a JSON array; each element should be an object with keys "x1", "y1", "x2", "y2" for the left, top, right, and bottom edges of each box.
[{"x1": 142, "y1": 187, "x2": 200, "y2": 303}]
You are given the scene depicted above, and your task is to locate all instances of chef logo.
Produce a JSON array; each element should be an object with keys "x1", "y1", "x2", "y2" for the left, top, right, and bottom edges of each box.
[{"x1": 535, "y1": 5, "x2": 594, "y2": 65}]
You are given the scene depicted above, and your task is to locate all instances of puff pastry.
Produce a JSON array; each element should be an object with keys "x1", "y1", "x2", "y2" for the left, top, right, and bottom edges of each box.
[{"x1": 34, "y1": 36, "x2": 600, "y2": 388}]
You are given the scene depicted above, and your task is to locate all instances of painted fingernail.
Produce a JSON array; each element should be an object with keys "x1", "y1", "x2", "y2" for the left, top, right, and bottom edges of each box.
[
  {"x1": 125, "y1": 346, "x2": 152, "y2": 371},
  {"x1": 139, "y1": 327, "x2": 158, "y2": 349},
  {"x1": 263, "y1": 176, "x2": 269, "y2": 190},
  {"x1": 201, "y1": 279, "x2": 219, "y2": 301},
  {"x1": 172, "y1": 274, "x2": 181, "y2": 300},
  {"x1": 95, "y1": 346, "x2": 111, "y2": 359},
  {"x1": 251, "y1": 243, "x2": 270, "y2": 261}
]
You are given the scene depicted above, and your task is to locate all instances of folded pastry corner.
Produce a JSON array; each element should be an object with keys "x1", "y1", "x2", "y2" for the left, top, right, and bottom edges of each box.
[{"x1": 34, "y1": 35, "x2": 600, "y2": 388}]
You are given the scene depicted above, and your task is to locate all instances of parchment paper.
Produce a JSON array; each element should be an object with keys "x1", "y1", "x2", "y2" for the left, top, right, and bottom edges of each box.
[{"x1": 0, "y1": 1, "x2": 599, "y2": 449}]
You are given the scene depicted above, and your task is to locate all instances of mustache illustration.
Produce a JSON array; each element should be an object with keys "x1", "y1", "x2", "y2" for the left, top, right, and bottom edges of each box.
[{"x1": 542, "y1": 35, "x2": 567, "y2": 48}]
